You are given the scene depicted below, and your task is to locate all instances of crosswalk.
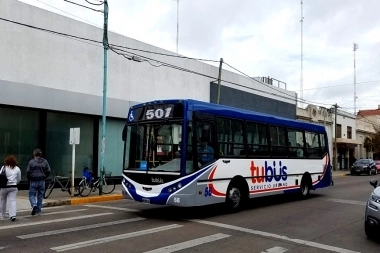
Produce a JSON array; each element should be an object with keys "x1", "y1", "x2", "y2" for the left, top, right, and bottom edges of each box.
[{"x1": 0, "y1": 203, "x2": 360, "y2": 253}]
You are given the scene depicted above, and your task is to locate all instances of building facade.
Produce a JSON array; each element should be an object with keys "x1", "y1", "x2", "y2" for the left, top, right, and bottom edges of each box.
[{"x1": 1, "y1": 0, "x2": 297, "y2": 182}]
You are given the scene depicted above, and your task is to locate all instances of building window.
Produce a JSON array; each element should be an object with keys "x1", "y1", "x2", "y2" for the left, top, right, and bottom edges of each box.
[
  {"x1": 337, "y1": 124, "x2": 342, "y2": 138},
  {"x1": 347, "y1": 126, "x2": 352, "y2": 139}
]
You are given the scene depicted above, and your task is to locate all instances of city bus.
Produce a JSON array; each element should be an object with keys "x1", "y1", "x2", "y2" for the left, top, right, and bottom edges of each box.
[{"x1": 121, "y1": 99, "x2": 332, "y2": 211}]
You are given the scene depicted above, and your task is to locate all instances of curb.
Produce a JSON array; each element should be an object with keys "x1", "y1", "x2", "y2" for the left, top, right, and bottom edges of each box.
[
  {"x1": 71, "y1": 194, "x2": 123, "y2": 205},
  {"x1": 42, "y1": 193, "x2": 123, "y2": 207}
]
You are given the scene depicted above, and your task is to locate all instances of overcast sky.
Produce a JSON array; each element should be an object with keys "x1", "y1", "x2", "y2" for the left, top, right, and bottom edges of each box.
[{"x1": 17, "y1": 0, "x2": 380, "y2": 114}]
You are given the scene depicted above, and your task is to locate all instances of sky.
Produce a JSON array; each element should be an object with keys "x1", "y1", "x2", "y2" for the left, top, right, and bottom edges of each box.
[{"x1": 17, "y1": 0, "x2": 380, "y2": 114}]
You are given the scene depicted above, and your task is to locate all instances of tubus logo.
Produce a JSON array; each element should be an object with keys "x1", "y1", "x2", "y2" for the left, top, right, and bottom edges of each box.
[
  {"x1": 250, "y1": 161, "x2": 287, "y2": 183},
  {"x1": 151, "y1": 177, "x2": 164, "y2": 184}
]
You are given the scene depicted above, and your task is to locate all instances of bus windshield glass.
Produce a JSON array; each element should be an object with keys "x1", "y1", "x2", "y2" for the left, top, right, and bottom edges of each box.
[{"x1": 123, "y1": 122, "x2": 184, "y2": 173}]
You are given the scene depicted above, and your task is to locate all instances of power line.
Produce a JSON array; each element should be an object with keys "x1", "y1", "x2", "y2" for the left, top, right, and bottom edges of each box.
[
  {"x1": 63, "y1": 0, "x2": 103, "y2": 12},
  {"x1": 0, "y1": 15, "x2": 334, "y2": 107}
]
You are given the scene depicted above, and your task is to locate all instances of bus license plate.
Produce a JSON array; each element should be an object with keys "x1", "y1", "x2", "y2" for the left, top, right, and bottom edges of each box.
[{"x1": 142, "y1": 198, "x2": 150, "y2": 204}]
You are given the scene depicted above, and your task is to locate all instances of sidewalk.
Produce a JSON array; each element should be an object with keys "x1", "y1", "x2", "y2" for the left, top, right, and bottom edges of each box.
[
  {"x1": 332, "y1": 169, "x2": 350, "y2": 177},
  {"x1": 6, "y1": 184, "x2": 123, "y2": 213}
]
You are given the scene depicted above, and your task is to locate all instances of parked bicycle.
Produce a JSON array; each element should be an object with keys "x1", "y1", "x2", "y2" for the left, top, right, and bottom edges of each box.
[
  {"x1": 78, "y1": 166, "x2": 115, "y2": 197},
  {"x1": 44, "y1": 171, "x2": 80, "y2": 199}
]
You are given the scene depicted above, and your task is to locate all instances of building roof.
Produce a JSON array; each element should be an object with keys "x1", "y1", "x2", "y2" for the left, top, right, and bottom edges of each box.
[{"x1": 357, "y1": 108, "x2": 380, "y2": 116}]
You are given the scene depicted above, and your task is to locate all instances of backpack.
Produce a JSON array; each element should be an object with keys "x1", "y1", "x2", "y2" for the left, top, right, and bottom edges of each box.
[{"x1": 0, "y1": 166, "x2": 8, "y2": 188}]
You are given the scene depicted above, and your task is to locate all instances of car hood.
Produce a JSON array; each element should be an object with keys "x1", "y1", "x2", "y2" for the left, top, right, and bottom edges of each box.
[
  {"x1": 374, "y1": 187, "x2": 380, "y2": 196},
  {"x1": 353, "y1": 164, "x2": 368, "y2": 168}
]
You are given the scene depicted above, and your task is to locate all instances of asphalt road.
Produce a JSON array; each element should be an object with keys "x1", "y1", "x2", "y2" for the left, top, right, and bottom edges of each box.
[{"x1": 1, "y1": 174, "x2": 380, "y2": 253}]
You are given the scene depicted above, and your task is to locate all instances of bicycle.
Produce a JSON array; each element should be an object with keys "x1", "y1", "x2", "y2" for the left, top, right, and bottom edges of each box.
[
  {"x1": 78, "y1": 166, "x2": 115, "y2": 197},
  {"x1": 43, "y1": 171, "x2": 80, "y2": 199}
]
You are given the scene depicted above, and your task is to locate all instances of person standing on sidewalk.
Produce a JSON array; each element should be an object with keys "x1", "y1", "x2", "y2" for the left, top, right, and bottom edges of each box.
[
  {"x1": 0, "y1": 155, "x2": 22, "y2": 221},
  {"x1": 26, "y1": 149, "x2": 51, "y2": 216}
]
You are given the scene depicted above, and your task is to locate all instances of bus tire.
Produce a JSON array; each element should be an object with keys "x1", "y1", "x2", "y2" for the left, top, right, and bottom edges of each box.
[
  {"x1": 225, "y1": 178, "x2": 248, "y2": 212},
  {"x1": 300, "y1": 174, "x2": 312, "y2": 198}
]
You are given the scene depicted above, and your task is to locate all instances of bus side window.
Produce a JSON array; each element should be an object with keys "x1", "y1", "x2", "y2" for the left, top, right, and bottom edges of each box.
[
  {"x1": 216, "y1": 118, "x2": 244, "y2": 157},
  {"x1": 270, "y1": 125, "x2": 287, "y2": 157},
  {"x1": 246, "y1": 121, "x2": 269, "y2": 157}
]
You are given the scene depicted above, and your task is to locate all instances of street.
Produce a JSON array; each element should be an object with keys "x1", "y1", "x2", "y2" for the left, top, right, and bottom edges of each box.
[{"x1": 1, "y1": 174, "x2": 379, "y2": 253}]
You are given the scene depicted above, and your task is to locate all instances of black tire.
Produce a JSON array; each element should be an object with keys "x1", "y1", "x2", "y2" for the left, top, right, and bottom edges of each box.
[
  {"x1": 79, "y1": 180, "x2": 93, "y2": 197},
  {"x1": 365, "y1": 221, "x2": 376, "y2": 239},
  {"x1": 68, "y1": 184, "x2": 80, "y2": 197},
  {"x1": 102, "y1": 179, "x2": 115, "y2": 194},
  {"x1": 300, "y1": 175, "x2": 311, "y2": 198},
  {"x1": 44, "y1": 180, "x2": 55, "y2": 199},
  {"x1": 375, "y1": 169, "x2": 378, "y2": 175},
  {"x1": 225, "y1": 184, "x2": 246, "y2": 212}
]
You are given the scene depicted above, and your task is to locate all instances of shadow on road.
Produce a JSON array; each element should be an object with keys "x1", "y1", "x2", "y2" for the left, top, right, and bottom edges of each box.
[{"x1": 137, "y1": 192, "x2": 326, "y2": 221}]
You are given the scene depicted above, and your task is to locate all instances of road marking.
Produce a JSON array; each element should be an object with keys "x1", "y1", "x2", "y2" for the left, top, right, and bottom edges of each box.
[
  {"x1": 261, "y1": 246, "x2": 288, "y2": 253},
  {"x1": 326, "y1": 198, "x2": 366, "y2": 206},
  {"x1": 143, "y1": 233, "x2": 230, "y2": 253},
  {"x1": 18, "y1": 217, "x2": 145, "y2": 239},
  {"x1": 84, "y1": 204, "x2": 138, "y2": 212},
  {"x1": 191, "y1": 220, "x2": 360, "y2": 253},
  {"x1": 8, "y1": 206, "x2": 64, "y2": 213},
  {"x1": 18, "y1": 209, "x2": 88, "y2": 219},
  {"x1": 51, "y1": 224, "x2": 183, "y2": 252},
  {"x1": 0, "y1": 246, "x2": 11, "y2": 250},
  {"x1": 0, "y1": 213, "x2": 113, "y2": 230}
]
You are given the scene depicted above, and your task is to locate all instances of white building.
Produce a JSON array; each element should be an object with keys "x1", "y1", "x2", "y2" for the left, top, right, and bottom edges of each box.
[{"x1": 0, "y1": 0, "x2": 297, "y2": 183}]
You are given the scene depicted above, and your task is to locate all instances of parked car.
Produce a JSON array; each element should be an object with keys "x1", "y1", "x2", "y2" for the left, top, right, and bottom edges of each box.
[
  {"x1": 350, "y1": 159, "x2": 377, "y2": 175},
  {"x1": 375, "y1": 160, "x2": 380, "y2": 173},
  {"x1": 365, "y1": 179, "x2": 380, "y2": 239}
]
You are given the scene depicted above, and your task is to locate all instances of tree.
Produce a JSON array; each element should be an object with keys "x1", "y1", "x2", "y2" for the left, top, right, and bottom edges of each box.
[
  {"x1": 363, "y1": 137, "x2": 372, "y2": 158},
  {"x1": 372, "y1": 131, "x2": 380, "y2": 159}
]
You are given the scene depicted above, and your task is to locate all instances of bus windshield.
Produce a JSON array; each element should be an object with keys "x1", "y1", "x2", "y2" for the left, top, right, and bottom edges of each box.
[{"x1": 123, "y1": 121, "x2": 184, "y2": 173}]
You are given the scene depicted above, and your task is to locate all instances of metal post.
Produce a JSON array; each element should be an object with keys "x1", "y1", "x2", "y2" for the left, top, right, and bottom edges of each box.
[
  {"x1": 353, "y1": 43, "x2": 358, "y2": 115},
  {"x1": 99, "y1": 0, "x2": 108, "y2": 195},
  {"x1": 216, "y1": 58, "x2": 223, "y2": 104},
  {"x1": 333, "y1": 104, "x2": 338, "y2": 171},
  {"x1": 176, "y1": 0, "x2": 179, "y2": 53}
]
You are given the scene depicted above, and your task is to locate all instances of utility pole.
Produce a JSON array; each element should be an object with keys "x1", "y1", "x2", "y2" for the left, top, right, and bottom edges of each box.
[
  {"x1": 353, "y1": 43, "x2": 358, "y2": 115},
  {"x1": 333, "y1": 103, "x2": 338, "y2": 171},
  {"x1": 216, "y1": 58, "x2": 223, "y2": 104},
  {"x1": 99, "y1": 0, "x2": 109, "y2": 195},
  {"x1": 176, "y1": 0, "x2": 179, "y2": 53},
  {"x1": 300, "y1": 0, "x2": 304, "y2": 108}
]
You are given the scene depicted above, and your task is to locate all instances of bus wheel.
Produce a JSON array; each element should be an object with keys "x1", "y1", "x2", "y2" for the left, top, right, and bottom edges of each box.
[
  {"x1": 300, "y1": 174, "x2": 311, "y2": 198},
  {"x1": 226, "y1": 180, "x2": 247, "y2": 212}
]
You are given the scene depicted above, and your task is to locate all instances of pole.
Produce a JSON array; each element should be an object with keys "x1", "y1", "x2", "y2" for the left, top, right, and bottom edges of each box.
[
  {"x1": 99, "y1": 0, "x2": 108, "y2": 195},
  {"x1": 176, "y1": 0, "x2": 179, "y2": 53},
  {"x1": 333, "y1": 103, "x2": 338, "y2": 171},
  {"x1": 216, "y1": 58, "x2": 223, "y2": 104},
  {"x1": 71, "y1": 143, "x2": 75, "y2": 197},
  {"x1": 300, "y1": 0, "x2": 304, "y2": 108},
  {"x1": 353, "y1": 43, "x2": 358, "y2": 115}
]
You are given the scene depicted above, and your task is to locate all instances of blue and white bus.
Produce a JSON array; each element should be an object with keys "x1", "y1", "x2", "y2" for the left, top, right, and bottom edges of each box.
[{"x1": 121, "y1": 99, "x2": 332, "y2": 211}]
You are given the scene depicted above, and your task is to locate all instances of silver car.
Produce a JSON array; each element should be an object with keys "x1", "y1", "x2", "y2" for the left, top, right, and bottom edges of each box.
[{"x1": 365, "y1": 179, "x2": 380, "y2": 239}]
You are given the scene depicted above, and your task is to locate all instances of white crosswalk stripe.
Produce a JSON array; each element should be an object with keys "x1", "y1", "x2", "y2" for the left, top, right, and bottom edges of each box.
[
  {"x1": 50, "y1": 224, "x2": 183, "y2": 252},
  {"x1": 0, "y1": 213, "x2": 113, "y2": 230},
  {"x1": 17, "y1": 217, "x2": 145, "y2": 239},
  {"x1": 84, "y1": 204, "x2": 138, "y2": 212},
  {"x1": 17, "y1": 209, "x2": 88, "y2": 219},
  {"x1": 143, "y1": 233, "x2": 230, "y2": 253}
]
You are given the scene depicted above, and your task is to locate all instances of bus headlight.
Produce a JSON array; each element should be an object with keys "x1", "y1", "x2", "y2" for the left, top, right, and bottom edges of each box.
[
  {"x1": 178, "y1": 182, "x2": 182, "y2": 188},
  {"x1": 168, "y1": 188, "x2": 172, "y2": 193}
]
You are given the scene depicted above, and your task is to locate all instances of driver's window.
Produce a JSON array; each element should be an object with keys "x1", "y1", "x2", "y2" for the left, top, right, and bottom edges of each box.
[{"x1": 195, "y1": 121, "x2": 216, "y2": 167}]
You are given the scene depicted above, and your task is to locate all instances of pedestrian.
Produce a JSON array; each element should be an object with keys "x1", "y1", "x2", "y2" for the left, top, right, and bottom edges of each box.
[
  {"x1": 26, "y1": 149, "x2": 51, "y2": 216},
  {"x1": 0, "y1": 155, "x2": 22, "y2": 221}
]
